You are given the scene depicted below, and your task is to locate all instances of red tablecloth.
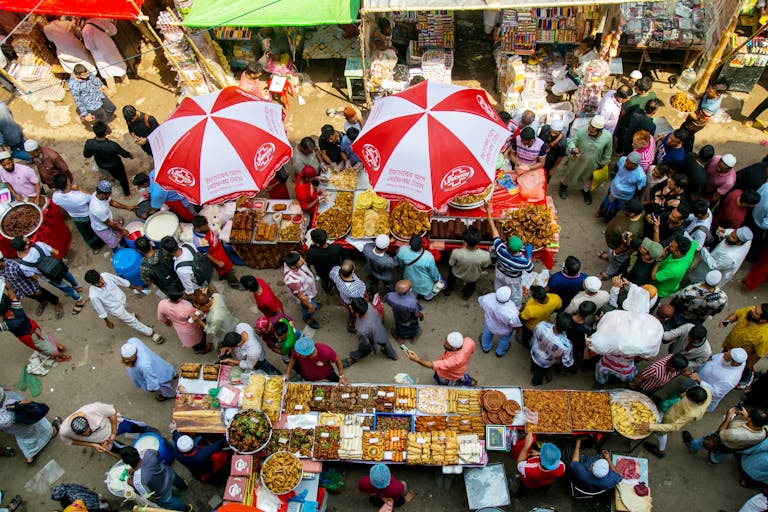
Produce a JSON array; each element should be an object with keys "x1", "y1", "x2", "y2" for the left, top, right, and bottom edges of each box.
[{"x1": 0, "y1": 201, "x2": 72, "y2": 258}]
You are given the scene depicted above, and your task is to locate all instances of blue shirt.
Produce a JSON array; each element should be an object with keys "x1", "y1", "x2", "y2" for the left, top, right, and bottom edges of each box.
[
  {"x1": 609, "y1": 157, "x2": 647, "y2": 200},
  {"x1": 124, "y1": 338, "x2": 175, "y2": 392},
  {"x1": 493, "y1": 238, "x2": 533, "y2": 278},
  {"x1": 340, "y1": 135, "x2": 361, "y2": 166},
  {"x1": 656, "y1": 135, "x2": 686, "y2": 171},
  {"x1": 570, "y1": 458, "x2": 622, "y2": 493},
  {"x1": 67, "y1": 73, "x2": 105, "y2": 116},
  {"x1": 149, "y1": 170, "x2": 187, "y2": 209},
  {"x1": 753, "y1": 182, "x2": 768, "y2": 229},
  {"x1": 546, "y1": 271, "x2": 587, "y2": 308},
  {"x1": 699, "y1": 94, "x2": 723, "y2": 117},
  {"x1": 395, "y1": 246, "x2": 440, "y2": 297}
]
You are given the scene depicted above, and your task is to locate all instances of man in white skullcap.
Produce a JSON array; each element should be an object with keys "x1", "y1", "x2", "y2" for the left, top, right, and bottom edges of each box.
[
  {"x1": 120, "y1": 338, "x2": 175, "y2": 401},
  {"x1": 478, "y1": 286, "x2": 522, "y2": 357},
  {"x1": 362, "y1": 233, "x2": 397, "y2": 297},
  {"x1": 703, "y1": 153, "x2": 737, "y2": 203},
  {"x1": 671, "y1": 269, "x2": 728, "y2": 324},
  {"x1": 597, "y1": 84, "x2": 632, "y2": 134},
  {"x1": 171, "y1": 429, "x2": 228, "y2": 483},
  {"x1": 405, "y1": 332, "x2": 477, "y2": 386},
  {"x1": 23, "y1": 139, "x2": 73, "y2": 189},
  {"x1": 688, "y1": 347, "x2": 748, "y2": 412},
  {"x1": 557, "y1": 115, "x2": 613, "y2": 205},
  {"x1": 688, "y1": 226, "x2": 753, "y2": 285},
  {"x1": 569, "y1": 438, "x2": 622, "y2": 493},
  {"x1": 566, "y1": 276, "x2": 610, "y2": 314}
]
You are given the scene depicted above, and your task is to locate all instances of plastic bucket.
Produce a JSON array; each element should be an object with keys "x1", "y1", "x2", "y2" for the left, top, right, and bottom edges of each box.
[
  {"x1": 112, "y1": 248, "x2": 145, "y2": 287},
  {"x1": 133, "y1": 432, "x2": 175, "y2": 465},
  {"x1": 123, "y1": 220, "x2": 145, "y2": 249}
]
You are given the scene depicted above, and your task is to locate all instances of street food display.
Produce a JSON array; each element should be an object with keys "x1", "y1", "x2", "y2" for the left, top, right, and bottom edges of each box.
[
  {"x1": 227, "y1": 409, "x2": 272, "y2": 454},
  {"x1": 670, "y1": 92, "x2": 697, "y2": 113},
  {"x1": 448, "y1": 184, "x2": 494, "y2": 209},
  {"x1": 0, "y1": 202, "x2": 42, "y2": 238},
  {"x1": 316, "y1": 191, "x2": 353, "y2": 239},
  {"x1": 570, "y1": 391, "x2": 613, "y2": 432},
  {"x1": 391, "y1": 202, "x2": 431, "y2": 240},
  {"x1": 313, "y1": 425, "x2": 341, "y2": 460},
  {"x1": 523, "y1": 390, "x2": 572, "y2": 434},
  {"x1": 180, "y1": 363, "x2": 202, "y2": 379},
  {"x1": 501, "y1": 204, "x2": 558, "y2": 248},
  {"x1": 229, "y1": 200, "x2": 305, "y2": 269},
  {"x1": 351, "y1": 189, "x2": 390, "y2": 238},
  {"x1": 260, "y1": 451, "x2": 303, "y2": 495},
  {"x1": 288, "y1": 428, "x2": 314, "y2": 458},
  {"x1": 611, "y1": 390, "x2": 660, "y2": 439}
]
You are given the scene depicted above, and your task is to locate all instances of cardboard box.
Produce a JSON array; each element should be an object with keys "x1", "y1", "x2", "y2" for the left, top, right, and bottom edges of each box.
[
  {"x1": 223, "y1": 476, "x2": 247, "y2": 502},
  {"x1": 231, "y1": 454, "x2": 253, "y2": 476}
]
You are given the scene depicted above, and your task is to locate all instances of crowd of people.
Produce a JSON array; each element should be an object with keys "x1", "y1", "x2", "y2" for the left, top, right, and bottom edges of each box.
[{"x1": 0, "y1": 50, "x2": 767, "y2": 511}]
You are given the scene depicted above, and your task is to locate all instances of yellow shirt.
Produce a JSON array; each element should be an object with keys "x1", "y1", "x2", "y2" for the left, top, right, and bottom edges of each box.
[
  {"x1": 649, "y1": 389, "x2": 711, "y2": 433},
  {"x1": 723, "y1": 307, "x2": 768, "y2": 358},
  {"x1": 520, "y1": 294, "x2": 562, "y2": 330}
]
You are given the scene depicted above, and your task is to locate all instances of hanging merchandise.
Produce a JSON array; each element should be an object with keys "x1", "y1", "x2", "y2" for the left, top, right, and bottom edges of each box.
[
  {"x1": 573, "y1": 58, "x2": 611, "y2": 115},
  {"x1": 620, "y1": 1, "x2": 706, "y2": 49},
  {"x1": 6, "y1": 16, "x2": 66, "y2": 103},
  {"x1": 156, "y1": 10, "x2": 211, "y2": 95},
  {"x1": 414, "y1": 11, "x2": 454, "y2": 54}
]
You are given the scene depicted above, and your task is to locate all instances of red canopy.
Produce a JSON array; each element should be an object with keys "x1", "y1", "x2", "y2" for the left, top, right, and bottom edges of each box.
[{"x1": 0, "y1": 0, "x2": 144, "y2": 20}]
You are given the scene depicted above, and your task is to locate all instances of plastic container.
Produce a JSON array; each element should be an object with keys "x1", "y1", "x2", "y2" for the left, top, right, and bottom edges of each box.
[
  {"x1": 112, "y1": 248, "x2": 145, "y2": 287},
  {"x1": 123, "y1": 220, "x2": 145, "y2": 249},
  {"x1": 677, "y1": 68, "x2": 697, "y2": 91},
  {"x1": 133, "y1": 432, "x2": 175, "y2": 465}
]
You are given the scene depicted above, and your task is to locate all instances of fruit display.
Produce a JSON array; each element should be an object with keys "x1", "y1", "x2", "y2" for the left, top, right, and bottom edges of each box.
[
  {"x1": 384, "y1": 429, "x2": 408, "y2": 462},
  {"x1": 362, "y1": 431, "x2": 385, "y2": 461},
  {"x1": 395, "y1": 387, "x2": 417, "y2": 411},
  {"x1": 406, "y1": 433, "x2": 430, "y2": 464},
  {"x1": 202, "y1": 365, "x2": 220, "y2": 381},
  {"x1": 313, "y1": 426, "x2": 340, "y2": 460},
  {"x1": 376, "y1": 386, "x2": 396, "y2": 412},
  {"x1": 523, "y1": 390, "x2": 572, "y2": 433},
  {"x1": 449, "y1": 184, "x2": 493, "y2": 207},
  {"x1": 611, "y1": 401, "x2": 658, "y2": 439},
  {"x1": 311, "y1": 385, "x2": 333, "y2": 412},
  {"x1": 374, "y1": 414, "x2": 412, "y2": 432},
  {"x1": 227, "y1": 409, "x2": 272, "y2": 454},
  {"x1": 447, "y1": 415, "x2": 485, "y2": 438},
  {"x1": 317, "y1": 412, "x2": 345, "y2": 427},
  {"x1": 264, "y1": 429, "x2": 291, "y2": 457},
  {"x1": 430, "y1": 430, "x2": 458, "y2": 465},
  {"x1": 338, "y1": 421, "x2": 364, "y2": 459},
  {"x1": 501, "y1": 204, "x2": 557, "y2": 248},
  {"x1": 570, "y1": 391, "x2": 613, "y2": 431},
  {"x1": 261, "y1": 376, "x2": 284, "y2": 422},
  {"x1": 288, "y1": 428, "x2": 314, "y2": 458},
  {"x1": 180, "y1": 363, "x2": 201, "y2": 379},
  {"x1": 417, "y1": 387, "x2": 449, "y2": 414},
  {"x1": 284, "y1": 383, "x2": 312, "y2": 414},
  {"x1": 670, "y1": 92, "x2": 697, "y2": 113},
  {"x1": 391, "y1": 202, "x2": 431, "y2": 240},
  {"x1": 261, "y1": 451, "x2": 302, "y2": 495},
  {"x1": 415, "y1": 415, "x2": 448, "y2": 432},
  {"x1": 448, "y1": 389, "x2": 482, "y2": 415},
  {"x1": 241, "y1": 374, "x2": 266, "y2": 410},
  {"x1": 327, "y1": 167, "x2": 359, "y2": 190}
]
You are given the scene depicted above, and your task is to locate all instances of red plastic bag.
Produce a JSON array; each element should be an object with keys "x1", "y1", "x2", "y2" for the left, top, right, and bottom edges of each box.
[
  {"x1": 517, "y1": 169, "x2": 546, "y2": 202},
  {"x1": 372, "y1": 293, "x2": 385, "y2": 318}
]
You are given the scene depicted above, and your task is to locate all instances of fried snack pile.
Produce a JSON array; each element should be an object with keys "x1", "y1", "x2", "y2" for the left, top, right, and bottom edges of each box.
[
  {"x1": 670, "y1": 92, "x2": 697, "y2": 113},
  {"x1": 406, "y1": 433, "x2": 430, "y2": 465},
  {"x1": 391, "y1": 202, "x2": 431, "y2": 239},
  {"x1": 261, "y1": 452, "x2": 302, "y2": 495},
  {"x1": 501, "y1": 204, "x2": 557, "y2": 248},
  {"x1": 264, "y1": 429, "x2": 291, "y2": 457},
  {"x1": 523, "y1": 390, "x2": 572, "y2": 433},
  {"x1": 448, "y1": 389, "x2": 482, "y2": 415},
  {"x1": 311, "y1": 385, "x2": 333, "y2": 412},
  {"x1": 279, "y1": 219, "x2": 302, "y2": 242},
  {"x1": 313, "y1": 426, "x2": 340, "y2": 459},
  {"x1": 612, "y1": 401, "x2": 657, "y2": 437},
  {"x1": 202, "y1": 365, "x2": 219, "y2": 381},
  {"x1": 328, "y1": 168, "x2": 359, "y2": 190},
  {"x1": 180, "y1": 363, "x2": 201, "y2": 379},
  {"x1": 450, "y1": 184, "x2": 493, "y2": 205},
  {"x1": 338, "y1": 421, "x2": 363, "y2": 459},
  {"x1": 374, "y1": 414, "x2": 411, "y2": 431},
  {"x1": 351, "y1": 209, "x2": 390, "y2": 238},
  {"x1": 417, "y1": 387, "x2": 449, "y2": 414},
  {"x1": 362, "y1": 431, "x2": 385, "y2": 461},
  {"x1": 395, "y1": 387, "x2": 417, "y2": 411},
  {"x1": 376, "y1": 386, "x2": 396, "y2": 412},
  {"x1": 317, "y1": 412, "x2": 345, "y2": 427},
  {"x1": 261, "y1": 376, "x2": 284, "y2": 421},
  {"x1": 385, "y1": 429, "x2": 408, "y2": 462},
  {"x1": 570, "y1": 391, "x2": 613, "y2": 431},
  {"x1": 415, "y1": 415, "x2": 448, "y2": 432},
  {"x1": 429, "y1": 430, "x2": 458, "y2": 465},
  {"x1": 447, "y1": 415, "x2": 485, "y2": 438},
  {"x1": 241, "y1": 374, "x2": 265, "y2": 410},
  {"x1": 288, "y1": 428, "x2": 313, "y2": 458},
  {"x1": 316, "y1": 192, "x2": 353, "y2": 239},
  {"x1": 229, "y1": 210, "x2": 257, "y2": 242},
  {"x1": 284, "y1": 383, "x2": 312, "y2": 414}
]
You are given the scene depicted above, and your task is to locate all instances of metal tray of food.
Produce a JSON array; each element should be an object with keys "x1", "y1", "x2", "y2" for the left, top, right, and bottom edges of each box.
[
  {"x1": 522, "y1": 389, "x2": 573, "y2": 434},
  {"x1": 569, "y1": 390, "x2": 614, "y2": 433},
  {"x1": 266, "y1": 199, "x2": 301, "y2": 214},
  {"x1": 251, "y1": 213, "x2": 280, "y2": 244},
  {"x1": 277, "y1": 214, "x2": 306, "y2": 243}
]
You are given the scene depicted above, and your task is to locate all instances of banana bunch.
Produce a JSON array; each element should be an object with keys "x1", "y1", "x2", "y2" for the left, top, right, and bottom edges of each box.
[{"x1": 611, "y1": 402, "x2": 657, "y2": 436}]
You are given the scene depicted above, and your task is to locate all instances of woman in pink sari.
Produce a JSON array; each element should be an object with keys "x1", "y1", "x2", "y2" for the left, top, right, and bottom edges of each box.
[
  {"x1": 156, "y1": 290, "x2": 211, "y2": 354},
  {"x1": 632, "y1": 129, "x2": 656, "y2": 172}
]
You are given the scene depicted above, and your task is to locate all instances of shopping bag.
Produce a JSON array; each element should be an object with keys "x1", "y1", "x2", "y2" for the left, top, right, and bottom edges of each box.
[
  {"x1": 591, "y1": 165, "x2": 610, "y2": 191},
  {"x1": 18, "y1": 366, "x2": 42, "y2": 397},
  {"x1": 518, "y1": 169, "x2": 546, "y2": 202},
  {"x1": 372, "y1": 293, "x2": 385, "y2": 318}
]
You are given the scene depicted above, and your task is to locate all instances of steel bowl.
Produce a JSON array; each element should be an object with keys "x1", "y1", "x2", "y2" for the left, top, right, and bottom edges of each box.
[{"x1": 0, "y1": 201, "x2": 43, "y2": 240}]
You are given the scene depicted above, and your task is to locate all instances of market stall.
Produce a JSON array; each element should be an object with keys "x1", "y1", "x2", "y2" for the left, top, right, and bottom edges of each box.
[
  {"x1": 0, "y1": 198, "x2": 72, "y2": 258},
  {"x1": 170, "y1": 364, "x2": 659, "y2": 508}
]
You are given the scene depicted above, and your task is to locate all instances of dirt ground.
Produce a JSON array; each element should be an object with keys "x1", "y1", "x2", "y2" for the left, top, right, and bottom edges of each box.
[{"x1": 2, "y1": 23, "x2": 768, "y2": 512}]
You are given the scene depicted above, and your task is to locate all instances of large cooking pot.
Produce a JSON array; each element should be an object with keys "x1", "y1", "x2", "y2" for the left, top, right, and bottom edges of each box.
[{"x1": 0, "y1": 200, "x2": 44, "y2": 240}]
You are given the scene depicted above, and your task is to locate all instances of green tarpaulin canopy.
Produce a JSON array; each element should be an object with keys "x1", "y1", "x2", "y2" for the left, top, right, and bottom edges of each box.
[{"x1": 183, "y1": 0, "x2": 360, "y2": 27}]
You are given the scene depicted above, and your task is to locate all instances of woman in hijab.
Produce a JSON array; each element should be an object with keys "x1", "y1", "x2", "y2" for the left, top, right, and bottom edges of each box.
[
  {"x1": 0, "y1": 387, "x2": 60, "y2": 464},
  {"x1": 51, "y1": 484, "x2": 109, "y2": 511},
  {"x1": 0, "y1": 290, "x2": 71, "y2": 362}
]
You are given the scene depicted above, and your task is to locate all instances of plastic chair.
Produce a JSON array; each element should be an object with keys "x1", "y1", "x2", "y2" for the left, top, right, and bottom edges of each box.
[
  {"x1": 570, "y1": 481, "x2": 609, "y2": 499},
  {"x1": 268, "y1": 75, "x2": 294, "y2": 112}
]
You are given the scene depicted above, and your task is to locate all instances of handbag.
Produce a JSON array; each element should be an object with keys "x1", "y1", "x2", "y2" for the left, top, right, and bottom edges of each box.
[
  {"x1": 8, "y1": 401, "x2": 49, "y2": 424},
  {"x1": 591, "y1": 165, "x2": 610, "y2": 191}
]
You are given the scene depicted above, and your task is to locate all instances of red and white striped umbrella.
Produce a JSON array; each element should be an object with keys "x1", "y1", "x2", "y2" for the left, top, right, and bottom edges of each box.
[
  {"x1": 148, "y1": 87, "x2": 291, "y2": 205},
  {"x1": 352, "y1": 80, "x2": 509, "y2": 209}
]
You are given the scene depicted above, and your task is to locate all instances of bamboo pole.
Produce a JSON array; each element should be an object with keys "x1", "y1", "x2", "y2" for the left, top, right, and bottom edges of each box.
[
  {"x1": 143, "y1": 19, "x2": 199, "y2": 95},
  {"x1": 694, "y1": 12, "x2": 740, "y2": 94},
  {"x1": 165, "y1": 8, "x2": 227, "y2": 90},
  {"x1": 0, "y1": 68, "x2": 29, "y2": 94},
  {"x1": 360, "y1": 13, "x2": 371, "y2": 107}
]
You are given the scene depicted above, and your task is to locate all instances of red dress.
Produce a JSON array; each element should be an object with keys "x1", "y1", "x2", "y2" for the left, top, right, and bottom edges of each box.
[{"x1": 294, "y1": 179, "x2": 318, "y2": 217}]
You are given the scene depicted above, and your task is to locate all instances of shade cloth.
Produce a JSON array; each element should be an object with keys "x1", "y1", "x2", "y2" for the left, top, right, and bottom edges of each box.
[{"x1": 183, "y1": 0, "x2": 360, "y2": 27}]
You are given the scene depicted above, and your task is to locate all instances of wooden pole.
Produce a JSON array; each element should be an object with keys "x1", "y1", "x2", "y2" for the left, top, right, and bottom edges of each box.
[
  {"x1": 165, "y1": 8, "x2": 227, "y2": 90},
  {"x1": 694, "y1": 13, "x2": 740, "y2": 94},
  {"x1": 143, "y1": 20, "x2": 199, "y2": 95},
  {"x1": 360, "y1": 13, "x2": 371, "y2": 107},
  {"x1": 0, "y1": 68, "x2": 29, "y2": 94}
]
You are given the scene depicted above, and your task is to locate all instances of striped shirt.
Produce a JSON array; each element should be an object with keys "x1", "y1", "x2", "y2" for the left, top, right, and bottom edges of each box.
[
  {"x1": 638, "y1": 355, "x2": 680, "y2": 391},
  {"x1": 329, "y1": 266, "x2": 367, "y2": 305},
  {"x1": 599, "y1": 353, "x2": 636, "y2": 378},
  {"x1": 493, "y1": 238, "x2": 533, "y2": 278}
]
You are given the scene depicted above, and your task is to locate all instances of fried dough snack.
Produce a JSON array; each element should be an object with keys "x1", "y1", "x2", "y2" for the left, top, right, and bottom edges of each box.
[
  {"x1": 261, "y1": 452, "x2": 302, "y2": 494},
  {"x1": 570, "y1": 391, "x2": 613, "y2": 431},
  {"x1": 501, "y1": 204, "x2": 557, "y2": 248},
  {"x1": 448, "y1": 389, "x2": 482, "y2": 415},
  {"x1": 670, "y1": 92, "x2": 697, "y2": 113},
  {"x1": 284, "y1": 383, "x2": 312, "y2": 414},
  {"x1": 362, "y1": 431, "x2": 385, "y2": 461},
  {"x1": 395, "y1": 387, "x2": 417, "y2": 410},
  {"x1": 391, "y1": 202, "x2": 431, "y2": 239},
  {"x1": 523, "y1": 390, "x2": 572, "y2": 433}
]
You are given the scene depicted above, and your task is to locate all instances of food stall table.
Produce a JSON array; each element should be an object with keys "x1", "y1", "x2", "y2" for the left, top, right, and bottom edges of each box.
[
  {"x1": 0, "y1": 199, "x2": 72, "y2": 258},
  {"x1": 611, "y1": 455, "x2": 651, "y2": 512},
  {"x1": 464, "y1": 463, "x2": 511, "y2": 510}
]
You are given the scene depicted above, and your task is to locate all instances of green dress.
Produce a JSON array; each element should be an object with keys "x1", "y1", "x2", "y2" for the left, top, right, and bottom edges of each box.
[{"x1": 560, "y1": 126, "x2": 613, "y2": 184}]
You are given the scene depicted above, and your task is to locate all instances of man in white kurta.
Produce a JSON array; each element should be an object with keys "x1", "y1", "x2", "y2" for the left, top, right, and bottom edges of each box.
[
  {"x1": 82, "y1": 18, "x2": 128, "y2": 93},
  {"x1": 691, "y1": 348, "x2": 747, "y2": 412},
  {"x1": 688, "y1": 227, "x2": 753, "y2": 285},
  {"x1": 85, "y1": 270, "x2": 163, "y2": 343}
]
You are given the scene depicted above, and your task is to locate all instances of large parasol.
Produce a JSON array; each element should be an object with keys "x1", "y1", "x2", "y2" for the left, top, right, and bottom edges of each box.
[
  {"x1": 148, "y1": 86, "x2": 291, "y2": 205},
  {"x1": 352, "y1": 80, "x2": 510, "y2": 209}
]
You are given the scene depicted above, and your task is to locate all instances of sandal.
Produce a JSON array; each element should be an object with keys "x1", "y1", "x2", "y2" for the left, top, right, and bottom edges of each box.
[
  {"x1": 51, "y1": 416, "x2": 62, "y2": 437},
  {"x1": 8, "y1": 494, "x2": 22, "y2": 511},
  {"x1": 156, "y1": 394, "x2": 172, "y2": 402},
  {"x1": 194, "y1": 342, "x2": 213, "y2": 355},
  {"x1": 469, "y1": 378, "x2": 477, "y2": 387},
  {"x1": 35, "y1": 302, "x2": 47, "y2": 316},
  {"x1": 75, "y1": 287, "x2": 83, "y2": 294},
  {"x1": 54, "y1": 304, "x2": 64, "y2": 320},
  {"x1": 72, "y1": 301, "x2": 86, "y2": 315},
  {"x1": 597, "y1": 251, "x2": 609, "y2": 261},
  {"x1": 54, "y1": 354, "x2": 72, "y2": 362},
  {"x1": 342, "y1": 357, "x2": 356, "y2": 368},
  {"x1": 57, "y1": 344, "x2": 67, "y2": 352},
  {"x1": 596, "y1": 272, "x2": 610, "y2": 281}
]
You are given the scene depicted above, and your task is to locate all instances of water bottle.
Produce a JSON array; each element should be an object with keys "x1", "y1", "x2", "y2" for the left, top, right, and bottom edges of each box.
[{"x1": 677, "y1": 68, "x2": 696, "y2": 91}]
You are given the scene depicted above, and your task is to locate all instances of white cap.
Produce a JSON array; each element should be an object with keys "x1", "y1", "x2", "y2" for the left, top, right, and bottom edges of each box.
[
  {"x1": 0, "y1": 151, "x2": 11, "y2": 160},
  {"x1": 495, "y1": 286, "x2": 512, "y2": 303},
  {"x1": 446, "y1": 332, "x2": 464, "y2": 349},
  {"x1": 721, "y1": 154, "x2": 736, "y2": 168},
  {"x1": 550, "y1": 119, "x2": 565, "y2": 132},
  {"x1": 730, "y1": 347, "x2": 748, "y2": 364},
  {"x1": 584, "y1": 276, "x2": 601, "y2": 293},
  {"x1": 591, "y1": 459, "x2": 610, "y2": 478},
  {"x1": 23, "y1": 140, "x2": 39, "y2": 152},
  {"x1": 630, "y1": 70, "x2": 643, "y2": 79},
  {"x1": 176, "y1": 435, "x2": 194, "y2": 453},
  {"x1": 705, "y1": 270, "x2": 722, "y2": 286},
  {"x1": 375, "y1": 234, "x2": 390, "y2": 250},
  {"x1": 120, "y1": 343, "x2": 137, "y2": 358},
  {"x1": 590, "y1": 115, "x2": 606, "y2": 129}
]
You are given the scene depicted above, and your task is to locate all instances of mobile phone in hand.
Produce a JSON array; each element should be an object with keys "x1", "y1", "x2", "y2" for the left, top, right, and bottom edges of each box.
[{"x1": 399, "y1": 344, "x2": 408, "y2": 351}]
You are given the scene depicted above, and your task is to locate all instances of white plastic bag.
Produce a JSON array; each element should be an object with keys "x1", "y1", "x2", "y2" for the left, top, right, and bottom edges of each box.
[{"x1": 589, "y1": 310, "x2": 662, "y2": 358}]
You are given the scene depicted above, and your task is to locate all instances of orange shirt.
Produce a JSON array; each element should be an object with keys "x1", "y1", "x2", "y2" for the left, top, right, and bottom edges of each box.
[{"x1": 432, "y1": 337, "x2": 475, "y2": 380}]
